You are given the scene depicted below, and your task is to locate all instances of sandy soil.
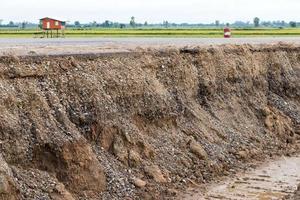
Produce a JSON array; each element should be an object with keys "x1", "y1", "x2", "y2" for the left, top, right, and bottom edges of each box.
[
  {"x1": 1, "y1": 37, "x2": 300, "y2": 56},
  {"x1": 182, "y1": 155, "x2": 300, "y2": 200}
]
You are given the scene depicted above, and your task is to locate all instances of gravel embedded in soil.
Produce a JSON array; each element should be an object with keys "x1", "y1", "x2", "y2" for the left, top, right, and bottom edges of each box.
[{"x1": 0, "y1": 43, "x2": 299, "y2": 199}]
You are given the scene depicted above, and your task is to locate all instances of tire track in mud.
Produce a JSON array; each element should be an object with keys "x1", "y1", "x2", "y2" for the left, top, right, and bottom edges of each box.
[{"x1": 184, "y1": 155, "x2": 300, "y2": 200}]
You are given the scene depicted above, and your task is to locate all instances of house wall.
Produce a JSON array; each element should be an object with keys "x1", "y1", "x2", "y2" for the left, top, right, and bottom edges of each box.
[{"x1": 41, "y1": 19, "x2": 62, "y2": 30}]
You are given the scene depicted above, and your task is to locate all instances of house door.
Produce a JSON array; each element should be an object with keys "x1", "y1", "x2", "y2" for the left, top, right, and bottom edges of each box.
[{"x1": 47, "y1": 22, "x2": 50, "y2": 29}]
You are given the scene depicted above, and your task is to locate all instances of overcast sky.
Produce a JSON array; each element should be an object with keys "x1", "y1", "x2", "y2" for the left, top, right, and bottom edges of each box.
[{"x1": 1, "y1": 0, "x2": 299, "y2": 24}]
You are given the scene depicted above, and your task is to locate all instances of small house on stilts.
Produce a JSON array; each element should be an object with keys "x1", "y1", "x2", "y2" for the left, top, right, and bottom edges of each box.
[{"x1": 39, "y1": 17, "x2": 66, "y2": 38}]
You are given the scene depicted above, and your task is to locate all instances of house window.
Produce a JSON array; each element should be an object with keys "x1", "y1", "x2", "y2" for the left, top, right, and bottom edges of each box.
[{"x1": 55, "y1": 21, "x2": 59, "y2": 26}]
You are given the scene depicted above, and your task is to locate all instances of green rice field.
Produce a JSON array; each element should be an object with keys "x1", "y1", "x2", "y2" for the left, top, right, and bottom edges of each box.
[{"x1": 0, "y1": 28, "x2": 300, "y2": 38}]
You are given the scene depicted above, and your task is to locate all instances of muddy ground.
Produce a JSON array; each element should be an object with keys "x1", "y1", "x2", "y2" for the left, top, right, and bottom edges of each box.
[{"x1": 0, "y1": 43, "x2": 299, "y2": 199}]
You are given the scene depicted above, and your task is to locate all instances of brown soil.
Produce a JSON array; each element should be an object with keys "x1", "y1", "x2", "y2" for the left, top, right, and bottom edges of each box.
[
  {"x1": 293, "y1": 185, "x2": 300, "y2": 199},
  {"x1": 285, "y1": 184, "x2": 300, "y2": 200},
  {"x1": 0, "y1": 43, "x2": 299, "y2": 199}
]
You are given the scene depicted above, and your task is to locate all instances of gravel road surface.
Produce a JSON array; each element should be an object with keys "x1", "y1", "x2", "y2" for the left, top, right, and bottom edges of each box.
[{"x1": 0, "y1": 37, "x2": 300, "y2": 55}]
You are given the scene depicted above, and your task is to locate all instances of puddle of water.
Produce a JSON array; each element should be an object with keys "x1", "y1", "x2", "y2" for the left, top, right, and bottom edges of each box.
[{"x1": 183, "y1": 155, "x2": 300, "y2": 200}]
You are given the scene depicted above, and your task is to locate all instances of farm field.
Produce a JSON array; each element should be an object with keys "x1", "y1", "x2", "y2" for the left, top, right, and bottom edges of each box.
[{"x1": 0, "y1": 28, "x2": 300, "y2": 37}]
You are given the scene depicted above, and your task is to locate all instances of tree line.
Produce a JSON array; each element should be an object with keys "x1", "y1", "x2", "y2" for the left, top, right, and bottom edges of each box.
[
  {"x1": 0, "y1": 17, "x2": 298, "y2": 29},
  {"x1": 71, "y1": 17, "x2": 299, "y2": 29}
]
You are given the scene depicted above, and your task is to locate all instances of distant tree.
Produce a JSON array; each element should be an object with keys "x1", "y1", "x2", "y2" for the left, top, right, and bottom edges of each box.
[
  {"x1": 120, "y1": 24, "x2": 126, "y2": 29},
  {"x1": 21, "y1": 21, "x2": 27, "y2": 29},
  {"x1": 226, "y1": 23, "x2": 230, "y2": 27},
  {"x1": 254, "y1": 17, "x2": 260, "y2": 27},
  {"x1": 74, "y1": 21, "x2": 81, "y2": 27},
  {"x1": 215, "y1": 20, "x2": 220, "y2": 27},
  {"x1": 103, "y1": 20, "x2": 112, "y2": 28},
  {"x1": 261, "y1": 21, "x2": 272, "y2": 27},
  {"x1": 289, "y1": 21, "x2": 297, "y2": 28},
  {"x1": 91, "y1": 21, "x2": 97, "y2": 27},
  {"x1": 8, "y1": 21, "x2": 14, "y2": 26},
  {"x1": 233, "y1": 21, "x2": 248, "y2": 27},
  {"x1": 144, "y1": 21, "x2": 148, "y2": 26},
  {"x1": 0, "y1": 19, "x2": 3, "y2": 26},
  {"x1": 111, "y1": 22, "x2": 120, "y2": 28},
  {"x1": 130, "y1": 16, "x2": 136, "y2": 28},
  {"x1": 163, "y1": 20, "x2": 169, "y2": 28}
]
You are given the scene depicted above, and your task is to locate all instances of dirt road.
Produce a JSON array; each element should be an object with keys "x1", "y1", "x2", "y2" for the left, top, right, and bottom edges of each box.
[
  {"x1": 1, "y1": 37, "x2": 300, "y2": 55},
  {"x1": 183, "y1": 156, "x2": 300, "y2": 200}
]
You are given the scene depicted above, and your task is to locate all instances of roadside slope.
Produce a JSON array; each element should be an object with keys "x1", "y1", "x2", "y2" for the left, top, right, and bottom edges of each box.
[{"x1": 0, "y1": 43, "x2": 299, "y2": 199}]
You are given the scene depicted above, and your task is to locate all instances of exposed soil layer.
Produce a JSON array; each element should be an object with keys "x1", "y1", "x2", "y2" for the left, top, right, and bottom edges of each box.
[
  {"x1": 292, "y1": 185, "x2": 300, "y2": 199},
  {"x1": 285, "y1": 183, "x2": 300, "y2": 200},
  {"x1": 0, "y1": 43, "x2": 300, "y2": 199}
]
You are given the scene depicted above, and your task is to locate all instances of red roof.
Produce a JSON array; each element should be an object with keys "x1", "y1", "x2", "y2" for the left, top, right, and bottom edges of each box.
[{"x1": 40, "y1": 17, "x2": 65, "y2": 23}]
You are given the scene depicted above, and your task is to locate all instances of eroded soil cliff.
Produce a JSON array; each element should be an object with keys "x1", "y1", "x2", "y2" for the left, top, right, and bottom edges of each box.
[{"x1": 0, "y1": 44, "x2": 299, "y2": 199}]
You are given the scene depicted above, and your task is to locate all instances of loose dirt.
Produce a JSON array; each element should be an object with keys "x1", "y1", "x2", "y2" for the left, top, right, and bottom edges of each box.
[
  {"x1": 0, "y1": 43, "x2": 299, "y2": 199},
  {"x1": 183, "y1": 155, "x2": 300, "y2": 199},
  {"x1": 289, "y1": 184, "x2": 300, "y2": 200}
]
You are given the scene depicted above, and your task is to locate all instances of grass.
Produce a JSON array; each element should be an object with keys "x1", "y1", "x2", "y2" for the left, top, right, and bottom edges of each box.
[{"x1": 0, "y1": 28, "x2": 300, "y2": 38}]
